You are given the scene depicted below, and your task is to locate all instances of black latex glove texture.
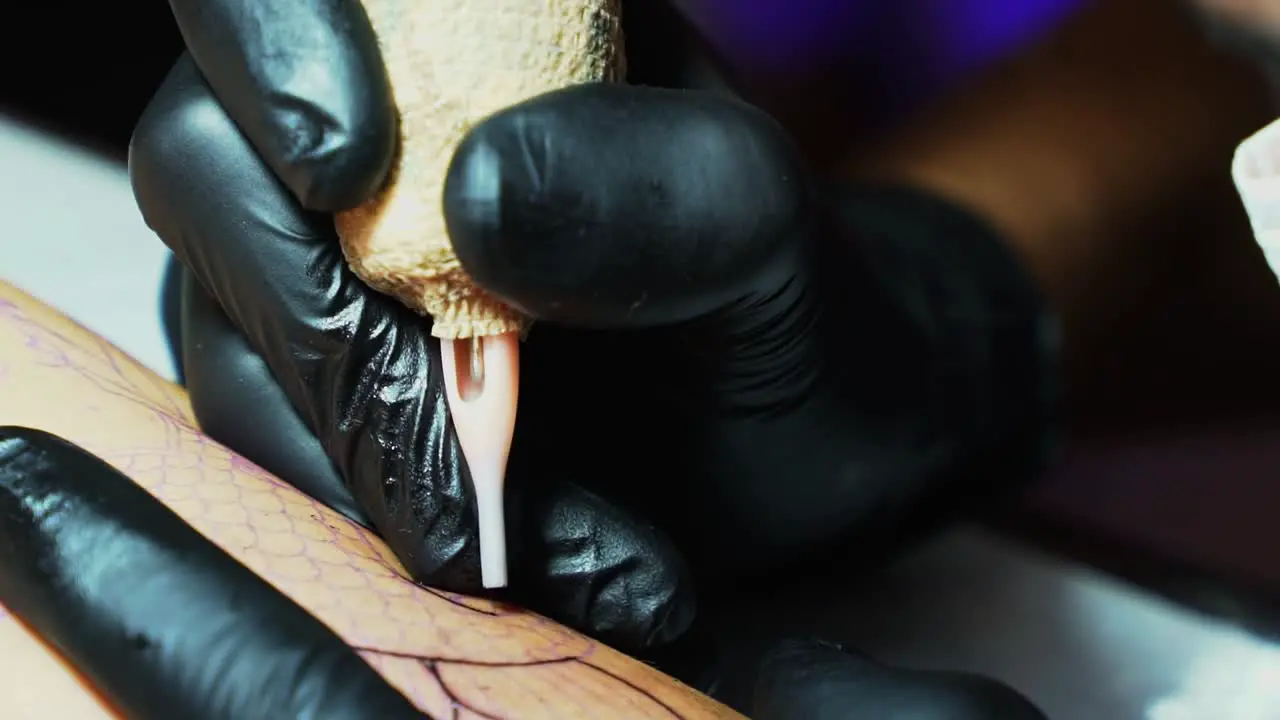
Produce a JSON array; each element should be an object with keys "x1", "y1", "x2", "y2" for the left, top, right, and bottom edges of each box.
[
  {"x1": 0, "y1": 426, "x2": 421, "y2": 719},
  {"x1": 133, "y1": 2, "x2": 701, "y2": 655},
  {"x1": 129, "y1": 64, "x2": 691, "y2": 653},
  {"x1": 134, "y1": 0, "x2": 754, "y2": 658},
  {"x1": 748, "y1": 640, "x2": 1046, "y2": 720},
  {"x1": 437, "y1": 86, "x2": 1060, "y2": 579},
  {"x1": 135, "y1": 0, "x2": 1057, "y2": 635}
]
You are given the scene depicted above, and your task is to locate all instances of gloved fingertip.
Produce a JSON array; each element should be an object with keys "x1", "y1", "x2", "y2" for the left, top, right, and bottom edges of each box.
[
  {"x1": 538, "y1": 535, "x2": 698, "y2": 654},
  {"x1": 752, "y1": 638, "x2": 1047, "y2": 720},
  {"x1": 442, "y1": 128, "x2": 507, "y2": 295},
  {"x1": 0, "y1": 426, "x2": 43, "y2": 475},
  {"x1": 753, "y1": 637, "x2": 866, "y2": 689},
  {"x1": 506, "y1": 478, "x2": 698, "y2": 655},
  {"x1": 442, "y1": 83, "x2": 813, "y2": 328},
  {"x1": 277, "y1": 98, "x2": 397, "y2": 213},
  {"x1": 0, "y1": 425, "x2": 422, "y2": 719},
  {"x1": 166, "y1": 0, "x2": 398, "y2": 213}
]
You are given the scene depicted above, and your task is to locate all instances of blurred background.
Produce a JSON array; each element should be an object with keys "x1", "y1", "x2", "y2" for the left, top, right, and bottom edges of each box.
[
  {"x1": 5, "y1": 1, "x2": 1280, "y2": 717},
  {"x1": 1, "y1": 1, "x2": 1082, "y2": 151}
]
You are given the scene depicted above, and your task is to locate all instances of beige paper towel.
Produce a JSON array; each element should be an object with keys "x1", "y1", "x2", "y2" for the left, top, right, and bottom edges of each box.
[{"x1": 336, "y1": 0, "x2": 626, "y2": 339}]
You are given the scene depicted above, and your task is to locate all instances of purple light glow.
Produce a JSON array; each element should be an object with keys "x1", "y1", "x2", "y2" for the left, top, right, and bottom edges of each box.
[
  {"x1": 685, "y1": 0, "x2": 1084, "y2": 80},
  {"x1": 919, "y1": 0, "x2": 1082, "y2": 82},
  {"x1": 689, "y1": 0, "x2": 872, "y2": 65}
]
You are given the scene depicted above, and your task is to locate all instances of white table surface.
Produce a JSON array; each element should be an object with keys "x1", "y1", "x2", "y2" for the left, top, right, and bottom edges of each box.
[
  {"x1": 3, "y1": 112, "x2": 1278, "y2": 720},
  {"x1": 0, "y1": 116, "x2": 177, "y2": 381}
]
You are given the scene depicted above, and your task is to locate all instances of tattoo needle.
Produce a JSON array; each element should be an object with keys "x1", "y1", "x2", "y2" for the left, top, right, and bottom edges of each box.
[{"x1": 440, "y1": 332, "x2": 520, "y2": 588}]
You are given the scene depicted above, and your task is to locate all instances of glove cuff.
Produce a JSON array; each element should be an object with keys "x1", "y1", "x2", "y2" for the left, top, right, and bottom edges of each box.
[{"x1": 825, "y1": 183, "x2": 1062, "y2": 499}]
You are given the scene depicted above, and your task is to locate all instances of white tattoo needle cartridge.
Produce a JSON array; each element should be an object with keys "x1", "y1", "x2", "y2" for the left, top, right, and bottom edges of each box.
[
  {"x1": 439, "y1": 333, "x2": 520, "y2": 588},
  {"x1": 333, "y1": 0, "x2": 625, "y2": 589}
]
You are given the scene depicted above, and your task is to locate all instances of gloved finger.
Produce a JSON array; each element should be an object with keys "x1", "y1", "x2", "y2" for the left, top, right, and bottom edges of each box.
[
  {"x1": 130, "y1": 57, "x2": 696, "y2": 652},
  {"x1": 180, "y1": 266, "x2": 696, "y2": 650},
  {"x1": 167, "y1": 0, "x2": 396, "y2": 210},
  {"x1": 443, "y1": 82, "x2": 812, "y2": 329},
  {"x1": 178, "y1": 269, "x2": 368, "y2": 526},
  {"x1": 0, "y1": 426, "x2": 420, "y2": 718},
  {"x1": 503, "y1": 470, "x2": 695, "y2": 652},
  {"x1": 751, "y1": 639, "x2": 1047, "y2": 720},
  {"x1": 180, "y1": 267, "x2": 697, "y2": 651},
  {"x1": 132, "y1": 54, "x2": 453, "y2": 562}
]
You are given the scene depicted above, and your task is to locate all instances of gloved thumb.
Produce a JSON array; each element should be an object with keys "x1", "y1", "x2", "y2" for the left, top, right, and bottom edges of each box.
[
  {"x1": 751, "y1": 639, "x2": 1047, "y2": 720},
  {"x1": 442, "y1": 83, "x2": 812, "y2": 330}
]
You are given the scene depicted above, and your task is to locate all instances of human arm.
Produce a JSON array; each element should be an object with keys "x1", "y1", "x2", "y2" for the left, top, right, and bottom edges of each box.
[
  {"x1": 0, "y1": 280, "x2": 727, "y2": 718},
  {"x1": 0, "y1": 429, "x2": 1040, "y2": 720},
  {"x1": 0, "y1": 280, "x2": 1043, "y2": 718}
]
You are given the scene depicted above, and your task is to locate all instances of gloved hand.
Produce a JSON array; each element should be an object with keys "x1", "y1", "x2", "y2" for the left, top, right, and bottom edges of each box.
[
  {"x1": 132, "y1": 0, "x2": 697, "y2": 655},
  {"x1": 439, "y1": 84, "x2": 1059, "y2": 583},
  {"x1": 747, "y1": 640, "x2": 1046, "y2": 720},
  {"x1": 0, "y1": 427, "x2": 422, "y2": 719},
  {"x1": 0, "y1": 427, "x2": 1046, "y2": 719},
  {"x1": 131, "y1": 0, "x2": 1056, "y2": 664}
]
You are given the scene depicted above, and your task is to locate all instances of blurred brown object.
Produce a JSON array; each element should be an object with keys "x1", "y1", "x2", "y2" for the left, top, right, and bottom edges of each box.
[
  {"x1": 734, "y1": 0, "x2": 1280, "y2": 604},
  {"x1": 743, "y1": 0, "x2": 1273, "y2": 434},
  {"x1": 1193, "y1": 0, "x2": 1280, "y2": 38},
  {"x1": 729, "y1": 0, "x2": 1276, "y2": 430}
]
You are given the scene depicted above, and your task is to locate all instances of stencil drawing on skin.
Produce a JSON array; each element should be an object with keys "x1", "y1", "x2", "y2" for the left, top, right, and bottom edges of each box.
[{"x1": 0, "y1": 280, "x2": 734, "y2": 719}]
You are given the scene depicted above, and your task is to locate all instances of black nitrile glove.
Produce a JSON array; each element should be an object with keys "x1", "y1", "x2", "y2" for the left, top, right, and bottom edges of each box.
[
  {"x1": 129, "y1": 0, "x2": 1057, "y2": 713},
  {"x1": 441, "y1": 85, "x2": 1058, "y2": 582},
  {"x1": 749, "y1": 640, "x2": 1046, "y2": 720},
  {"x1": 0, "y1": 427, "x2": 421, "y2": 719},
  {"x1": 132, "y1": 1, "x2": 698, "y2": 655}
]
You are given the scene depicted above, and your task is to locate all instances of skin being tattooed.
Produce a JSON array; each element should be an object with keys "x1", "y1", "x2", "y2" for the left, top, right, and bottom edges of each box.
[{"x1": 0, "y1": 279, "x2": 735, "y2": 720}]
